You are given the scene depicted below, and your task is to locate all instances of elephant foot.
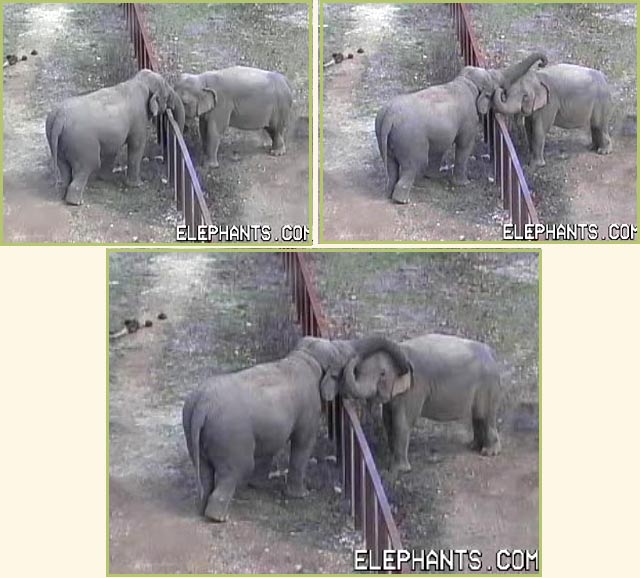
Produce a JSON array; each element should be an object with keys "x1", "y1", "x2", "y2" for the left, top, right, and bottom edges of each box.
[
  {"x1": 64, "y1": 189, "x2": 84, "y2": 206},
  {"x1": 390, "y1": 194, "x2": 410, "y2": 205},
  {"x1": 284, "y1": 484, "x2": 309, "y2": 499},
  {"x1": 528, "y1": 159, "x2": 546, "y2": 169},
  {"x1": 203, "y1": 158, "x2": 220, "y2": 170},
  {"x1": 480, "y1": 441, "x2": 501, "y2": 457},
  {"x1": 596, "y1": 145, "x2": 612, "y2": 155},
  {"x1": 390, "y1": 460, "x2": 412, "y2": 478},
  {"x1": 452, "y1": 176, "x2": 471, "y2": 187},
  {"x1": 204, "y1": 496, "x2": 231, "y2": 523},
  {"x1": 269, "y1": 146, "x2": 286, "y2": 157},
  {"x1": 125, "y1": 178, "x2": 143, "y2": 188}
]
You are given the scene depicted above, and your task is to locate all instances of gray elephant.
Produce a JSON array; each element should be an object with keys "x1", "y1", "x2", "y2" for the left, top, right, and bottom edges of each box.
[
  {"x1": 375, "y1": 52, "x2": 547, "y2": 204},
  {"x1": 182, "y1": 336, "x2": 405, "y2": 522},
  {"x1": 341, "y1": 334, "x2": 501, "y2": 480},
  {"x1": 174, "y1": 66, "x2": 293, "y2": 168},
  {"x1": 493, "y1": 63, "x2": 613, "y2": 167},
  {"x1": 45, "y1": 69, "x2": 185, "y2": 206}
]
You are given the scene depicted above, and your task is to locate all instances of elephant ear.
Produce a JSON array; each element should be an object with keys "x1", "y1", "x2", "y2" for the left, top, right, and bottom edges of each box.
[
  {"x1": 390, "y1": 361, "x2": 413, "y2": 398},
  {"x1": 197, "y1": 87, "x2": 217, "y2": 116},
  {"x1": 532, "y1": 79, "x2": 550, "y2": 112},
  {"x1": 320, "y1": 370, "x2": 338, "y2": 402},
  {"x1": 148, "y1": 93, "x2": 160, "y2": 117}
]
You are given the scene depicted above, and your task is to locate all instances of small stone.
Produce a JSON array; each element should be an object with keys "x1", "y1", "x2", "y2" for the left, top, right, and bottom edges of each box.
[
  {"x1": 132, "y1": 236, "x2": 139, "y2": 242},
  {"x1": 333, "y1": 485, "x2": 342, "y2": 494},
  {"x1": 294, "y1": 564, "x2": 303, "y2": 573},
  {"x1": 325, "y1": 455, "x2": 337, "y2": 464},
  {"x1": 357, "y1": 47, "x2": 364, "y2": 54},
  {"x1": 20, "y1": 55, "x2": 27, "y2": 61},
  {"x1": 158, "y1": 312, "x2": 167, "y2": 320},
  {"x1": 459, "y1": 235, "x2": 465, "y2": 241},
  {"x1": 30, "y1": 49, "x2": 38, "y2": 55},
  {"x1": 144, "y1": 320, "x2": 153, "y2": 327},
  {"x1": 161, "y1": 177, "x2": 168, "y2": 184},
  {"x1": 347, "y1": 53, "x2": 354, "y2": 59}
]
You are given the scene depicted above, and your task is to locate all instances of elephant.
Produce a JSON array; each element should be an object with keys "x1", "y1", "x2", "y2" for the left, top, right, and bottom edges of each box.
[
  {"x1": 492, "y1": 63, "x2": 613, "y2": 168},
  {"x1": 174, "y1": 66, "x2": 293, "y2": 168},
  {"x1": 182, "y1": 335, "x2": 406, "y2": 522},
  {"x1": 340, "y1": 334, "x2": 502, "y2": 480},
  {"x1": 375, "y1": 52, "x2": 547, "y2": 204},
  {"x1": 45, "y1": 69, "x2": 185, "y2": 206}
]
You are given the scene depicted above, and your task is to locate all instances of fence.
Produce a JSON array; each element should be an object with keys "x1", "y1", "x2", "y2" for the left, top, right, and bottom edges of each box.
[
  {"x1": 123, "y1": 3, "x2": 213, "y2": 231},
  {"x1": 282, "y1": 253, "x2": 407, "y2": 573},
  {"x1": 450, "y1": 3, "x2": 539, "y2": 233}
]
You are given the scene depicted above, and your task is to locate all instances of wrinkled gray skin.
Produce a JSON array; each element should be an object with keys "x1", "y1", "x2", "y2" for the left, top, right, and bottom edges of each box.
[
  {"x1": 375, "y1": 52, "x2": 547, "y2": 204},
  {"x1": 45, "y1": 69, "x2": 185, "y2": 206},
  {"x1": 341, "y1": 334, "x2": 502, "y2": 480},
  {"x1": 493, "y1": 63, "x2": 613, "y2": 168},
  {"x1": 174, "y1": 66, "x2": 293, "y2": 168},
  {"x1": 182, "y1": 335, "x2": 400, "y2": 522}
]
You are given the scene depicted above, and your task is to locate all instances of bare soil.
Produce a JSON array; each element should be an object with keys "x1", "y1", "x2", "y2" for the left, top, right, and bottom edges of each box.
[
  {"x1": 145, "y1": 3, "x2": 310, "y2": 237},
  {"x1": 310, "y1": 253, "x2": 539, "y2": 571},
  {"x1": 322, "y1": 3, "x2": 636, "y2": 242},
  {"x1": 3, "y1": 3, "x2": 180, "y2": 243},
  {"x1": 473, "y1": 3, "x2": 637, "y2": 232},
  {"x1": 109, "y1": 253, "x2": 357, "y2": 574}
]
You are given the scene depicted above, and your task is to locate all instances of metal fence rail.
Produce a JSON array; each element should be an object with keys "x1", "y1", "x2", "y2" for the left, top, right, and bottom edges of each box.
[
  {"x1": 450, "y1": 3, "x2": 539, "y2": 233},
  {"x1": 282, "y1": 253, "x2": 407, "y2": 573},
  {"x1": 123, "y1": 3, "x2": 213, "y2": 231}
]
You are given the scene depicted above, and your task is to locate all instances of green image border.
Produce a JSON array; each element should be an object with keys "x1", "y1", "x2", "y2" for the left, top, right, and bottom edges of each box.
[
  {"x1": 318, "y1": 0, "x2": 639, "y2": 245},
  {"x1": 106, "y1": 246, "x2": 542, "y2": 577},
  {"x1": 1, "y1": 0, "x2": 314, "y2": 247}
]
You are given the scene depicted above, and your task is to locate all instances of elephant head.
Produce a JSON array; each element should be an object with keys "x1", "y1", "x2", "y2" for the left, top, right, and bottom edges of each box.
[
  {"x1": 174, "y1": 74, "x2": 218, "y2": 121},
  {"x1": 135, "y1": 69, "x2": 185, "y2": 131},
  {"x1": 459, "y1": 52, "x2": 547, "y2": 116},
  {"x1": 341, "y1": 337, "x2": 413, "y2": 403},
  {"x1": 492, "y1": 70, "x2": 550, "y2": 116}
]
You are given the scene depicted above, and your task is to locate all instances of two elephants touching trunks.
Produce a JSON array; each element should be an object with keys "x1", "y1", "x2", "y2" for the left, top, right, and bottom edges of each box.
[
  {"x1": 46, "y1": 66, "x2": 292, "y2": 205},
  {"x1": 376, "y1": 51, "x2": 613, "y2": 204},
  {"x1": 183, "y1": 333, "x2": 501, "y2": 522}
]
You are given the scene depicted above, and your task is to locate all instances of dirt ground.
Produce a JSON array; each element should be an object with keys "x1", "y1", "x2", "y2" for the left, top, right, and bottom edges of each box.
[
  {"x1": 310, "y1": 253, "x2": 539, "y2": 571},
  {"x1": 145, "y1": 4, "x2": 310, "y2": 235},
  {"x1": 108, "y1": 253, "x2": 358, "y2": 574},
  {"x1": 321, "y1": 3, "x2": 636, "y2": 242},
  {"x1": 3, "y1": 3, "x2": 180, "y2": 243},
  {"x1": 473, "y1": 3, "x2": 637, "y2": 232}
]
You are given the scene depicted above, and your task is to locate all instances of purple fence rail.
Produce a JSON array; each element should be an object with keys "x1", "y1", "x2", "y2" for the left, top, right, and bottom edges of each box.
[
  {"x1": 450, "y1": 3, "x2": 539, "y2": 233},
  {"x1": 123, "y1": 3, "x2": 212, "y2": 231},
  {"x1": 282, "y1": 253, "x2": 408, "y2": 573}
]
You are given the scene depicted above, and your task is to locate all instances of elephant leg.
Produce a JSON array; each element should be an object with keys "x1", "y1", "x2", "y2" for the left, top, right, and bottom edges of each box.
[
  {"x1": 390, "y1": 165, "x2": 417, "y2": 205},
  {"x1": 385, "y1": 156, "x2": 400, "y2": 197},
  {"x1": 529, "y1": 113, "x2": 549, "y2": 168},
  {"x1": 382, "y1": 403, "x2": 394, "y2": 450},
  {"x1": 524, "y1": 117, "x2": 534, "y2": 154},
  {"x1": 285, "y1": 425, "x2": 316, "y2": 498},
  {"x1": 65, "y1": 166, "x2": 93, "y2": 206},
  {"x1": 56, "y1": 158, "x2": 72, "y2": 196},
  {"x1": 203, "y1": 114, "x2": 223, "y2": 168},
  {"x1": 248, "y1": 456, "x2": 273, "y2": 489},
  {"x1": 97, "y1": 151, "x2": 117, "y2": 182},
  {"x1": 266, "y1": 124, "x2": 286, "y2": 156},
  {"x1": 470, "y1": 417, "x2": 485, "y2": 452},
  {"x1": 198, "y1": 458, "x2": 216, "y2": 515},
  {"x1": 204, "y1": 454, "x2": 252, "y2": 522},
  {"x1": 452, "y1": 135, "x2": 474, "y2": 186},
  {"x1": 472, "y1": 392, "x2": 501, "y2": 457},
  {"x1": 591, "y1": 111, "x2": 612, "y2": 155},
  {"x1": 125, "y1": 133, "x2": 145, "y2": 187},
  {"x1": 389, "y1": 405, "x2": 412, "y2": 479},
  {"x1": 199, "y1": 116, "x2": 209, "y2": 150}
]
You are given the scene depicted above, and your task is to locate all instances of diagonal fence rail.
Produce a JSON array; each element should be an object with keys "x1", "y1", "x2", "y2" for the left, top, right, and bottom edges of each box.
[
  {"x1": 282, "y1": 253, "x2": 408, "y2": 573},
  {"x1": 123, "y1": 3, "x2": 213, "y2": 231},
  {"x1": 450, "y1": 3, "x2": 539, "y2": 234}
]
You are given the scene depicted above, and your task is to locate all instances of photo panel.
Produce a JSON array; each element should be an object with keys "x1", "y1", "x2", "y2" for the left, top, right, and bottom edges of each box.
[
  {"x1": 2, "y1": 2, "x2": 312, "y2": 245},
  {"x1": 108, "y1": 249, "x2": 540, "y2": 574},
  {"x1": 320, "y1": 2, "x2": 637, "y2": 243}
]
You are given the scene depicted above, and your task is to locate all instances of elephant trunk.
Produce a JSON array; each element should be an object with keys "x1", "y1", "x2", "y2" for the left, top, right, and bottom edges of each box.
[
  {"x1": 492, "y1": 88, "x2": 523, "y2": 116},
  {"x1": 342, "y1": 356, "x2": 366, "y2": 398},
  {"x1": 168, "y1": 87, "x2": 186, "y2": 133},
  {"x1": 352, "y1": 336, "x2": 411, "y2": 374},
  {"x1": 500, "y1": 52, "x2": 547, "y2": 88}
]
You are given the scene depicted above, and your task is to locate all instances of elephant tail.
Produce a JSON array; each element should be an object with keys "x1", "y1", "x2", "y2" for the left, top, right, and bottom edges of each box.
[
  {"x1": 47, "y1": 109, "x2": 65, "y2": 184},
  {"x1": 378, "y1": 111, "x2": 394, "y2": 184}
]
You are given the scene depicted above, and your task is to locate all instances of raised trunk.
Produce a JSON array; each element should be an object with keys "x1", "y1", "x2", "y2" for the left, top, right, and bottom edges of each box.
[
  {"x1": 352, "y1": 336, "x2": 410, "y2": 374},
  {"x1": 492, "y1": 88, "x2": 523, "y2": 115},
  {"x1": 501, "y1": 52, "x2": 547, "y2": 88},
  {"x1": 169, "y1": 88, "x2": 186, "y2": 133},
  {"x1": 342, "y1": 356, "x2": 369, "y2": 398}
]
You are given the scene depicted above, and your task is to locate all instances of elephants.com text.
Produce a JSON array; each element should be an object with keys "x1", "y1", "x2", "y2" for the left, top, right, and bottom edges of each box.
[
  {"x1": 175, "y1": 224, "x2": 309, "y2": 243},
  {"x1": 503, "y1": 222, "x2": 637, "y2": 241},
  {"x1": 353, "y1": 548, "x2": 539, "y2": 573}
]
